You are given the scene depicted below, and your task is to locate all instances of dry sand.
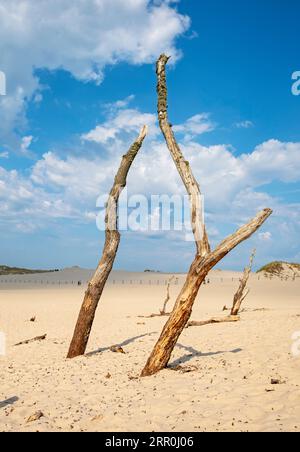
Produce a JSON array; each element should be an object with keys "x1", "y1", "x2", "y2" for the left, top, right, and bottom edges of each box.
[{"x1": 0, "y1": 270, "x2": 299, "y2": 432}]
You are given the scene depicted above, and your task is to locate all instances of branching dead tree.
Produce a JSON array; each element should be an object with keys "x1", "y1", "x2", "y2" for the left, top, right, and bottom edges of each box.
[
  {"x1": 160, "y1": 276, "x2": 175, "y2": 315},
  {"x1": 67, "y1": 126, "x2": 147, "y2": 359},
  {"x1": 231, "y1": 249, "x2": 255, "y2": 316},
  {"x1": 141, "y1": 55, "x2": 272, "y2": 377},
  {"x1": 186, "y1": 249, "x2": 256, "y2": 328},
  {"x1": 138, "y1": 276, "x2": 177, "y2": 318}
]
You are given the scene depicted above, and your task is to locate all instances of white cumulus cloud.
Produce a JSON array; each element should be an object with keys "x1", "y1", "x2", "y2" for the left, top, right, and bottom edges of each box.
[
  {"x1": 234, "y1": 120, "x2": 254, "y2": 129},
  {"x1": 82, "y1": 107, "x2": 159, "y2": 144},
  {"x1": 1, "y1": 100, "x2": 300, "y2": 266},
  {"x1": 173, "y1": 113, "x2": 215, "y2": 141},
  {"x1": 0, "y1": 0, "x2": 190, "y2": 144}
]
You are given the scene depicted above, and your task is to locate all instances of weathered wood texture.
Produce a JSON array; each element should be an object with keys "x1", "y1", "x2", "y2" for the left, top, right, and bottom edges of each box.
[
  {"x1": 67, "y1": 126, "x2": 147, "y2": 359},
  {"x1": 187, "y1": 316, "x2": 240, "y2": 328},
  {"x1": 156, "y1": 55, "x2": 210, "y2": 257},
  {"x1": 141, "y1": 55, "x2": 272, "y2": 377}
]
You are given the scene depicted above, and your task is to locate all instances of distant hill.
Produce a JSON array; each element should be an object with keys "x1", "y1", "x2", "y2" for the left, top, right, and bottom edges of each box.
[
  {"x1": 144, "y1": 269, "x2": 161, "y2": 273},
  {"x1": 257, "y1": 261, "x2": 300, "y2": 280},
  {"x1": 0, "y1": 265, "x2": 59, "y2": 276}
]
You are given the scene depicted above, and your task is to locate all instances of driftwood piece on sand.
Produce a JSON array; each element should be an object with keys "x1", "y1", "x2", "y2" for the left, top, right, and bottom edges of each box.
[
  {"x1": 67, "y1": 126, "x2": 147, "y2": 359},
  {"x1": 110, "y1": 345, "x2": 126, "y2": 354},
  {"x1": 187, "y1": 316, "x2": 240, "y2": 328},
  {"x1": 26, "y1": 411, "x2": 44, "y2": 423},
  {"x1": 141, "y1": 55, "x2": 272, "y2": 377},
  {"x1": 139, "y1": 312, "x2": 171, "y2": 319}
]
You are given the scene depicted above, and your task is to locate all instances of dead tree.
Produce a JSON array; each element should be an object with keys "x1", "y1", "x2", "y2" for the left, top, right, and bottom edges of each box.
[
  {"x1": 186, "y1": 249, "x2": 256, "y2": 328},
  {"x1": 160, "y1": 276, "x2": 175, "y2": 315},
  {"x1": 67, "y1": 126, "x2": 147, "y2": 359},
  {"x1": 231, "y1": 249, "x2": 255, "y2": 316},
  {"x1": 138, "y1": 276, "x2": 177, "y2": 318},
  {"x1": 141, "y1": 55, "x2": 272, "y2": 377}
]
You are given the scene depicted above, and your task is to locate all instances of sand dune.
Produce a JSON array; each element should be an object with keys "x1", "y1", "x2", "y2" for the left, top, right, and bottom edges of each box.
[{"x1": 0, "y1": 270, "x2": 299, "y2": 432}]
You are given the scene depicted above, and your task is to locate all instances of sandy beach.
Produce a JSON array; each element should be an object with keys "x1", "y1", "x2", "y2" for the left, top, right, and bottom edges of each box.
[
  {"x1": 1, "y1": 0, "x2": 300, "y2": 437},
  {"x1": 0, "y1": 269, "x2": 299, "y2": 432}
]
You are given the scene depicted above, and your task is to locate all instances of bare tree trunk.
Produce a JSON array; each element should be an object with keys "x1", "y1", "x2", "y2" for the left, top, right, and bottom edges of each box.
[
  {"x1": 141, "y1": 55, "x2": 272, "y2": 377},
  {"x1": 67, "y1": 126, "x2": 147, "y2": 359},
  {"x1": 231, "y1": 249, "x2": 256, "y2": 316},
  {"x1": 156, "y1": 55, "x2": 210, "y2": 257}
]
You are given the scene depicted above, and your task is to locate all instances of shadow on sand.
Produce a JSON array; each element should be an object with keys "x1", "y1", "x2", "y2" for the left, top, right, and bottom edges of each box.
[
  {"x1": 0, "y1": 396, "x2": 19, "y2": 409},
  {"x1": 87, "y1": 332, "x2": 157, "y2": 357},
  {"x1": 170, "y1": 344, "x2": 243, "y2": 367}
]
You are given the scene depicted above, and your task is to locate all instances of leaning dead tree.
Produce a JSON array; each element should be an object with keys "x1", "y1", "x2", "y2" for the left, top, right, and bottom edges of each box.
[
  {"x1": 141, "y1": 55, "x2": 272, "y2": 377},
  {"x1": 67, "y1": 126, "x2": 147, "y2": 359},
  {"x1": 231, "y1": 249, "x2": 256, "y2": 316},
  {"x1": 186, "y1": 249, "x2": 256, "y2": 328}
]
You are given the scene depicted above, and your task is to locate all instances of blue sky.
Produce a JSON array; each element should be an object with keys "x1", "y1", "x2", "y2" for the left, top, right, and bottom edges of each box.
[{"x1": 0, "y1": 0, "x2": 300, "y2": 272}]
